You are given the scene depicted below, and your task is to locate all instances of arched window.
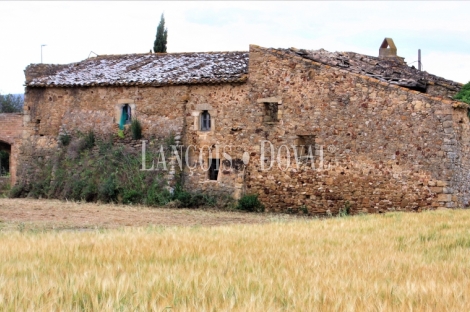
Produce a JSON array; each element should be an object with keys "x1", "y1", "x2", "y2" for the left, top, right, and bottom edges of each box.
[
  {"x1": 119, "y1": 104, "x2": 132, "y2": 130},
  {"x1": 200, "y1": 110, "x2": 211, "y2": 131}
]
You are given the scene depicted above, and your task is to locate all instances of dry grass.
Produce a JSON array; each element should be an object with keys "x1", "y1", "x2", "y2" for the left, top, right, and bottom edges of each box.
[
  {"x1": 0, "y1": 198, "x2": 274, "y2": 230},
  {"x1": 1, "y1": 204, "x2": 470, "y2": 311}
]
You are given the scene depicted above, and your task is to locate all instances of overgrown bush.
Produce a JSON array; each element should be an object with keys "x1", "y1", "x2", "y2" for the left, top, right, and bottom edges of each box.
[
  {"x1": 338, "y1": 201, "x2": 351, "y2": 217},
  {"x1": 130, "y1": 119, "x2": 143, "y2": 140},
  {"x1": 172, "y1": 183, "x2": 215, "y2": 208},
  {"x1": 454, "y1": 81, "x2": 470, "y2": 104},
  {"x1": 81, "y1": 130, "x2": 95, "y2": 150},
  {"x1": 11, "y1": 136, "x2": 228, "y2": 209},
  {"x1": 58, "y1": 132, "x2": 71, "y2": 146},
  {"x1": 236, "y1": 194, "x2": 264, "y2": 212}
]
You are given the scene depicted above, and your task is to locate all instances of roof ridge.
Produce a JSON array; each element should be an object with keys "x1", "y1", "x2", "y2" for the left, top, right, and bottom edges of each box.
[{"x1": 93, "y1": 50, "x2": 249, "y2": 58}]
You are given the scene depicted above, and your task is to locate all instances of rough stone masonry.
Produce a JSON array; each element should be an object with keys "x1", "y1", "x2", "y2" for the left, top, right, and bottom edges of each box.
[
  {"x1": 18, "y1": 39, "x2": 469, "y2": 214},
  {"x1": 0, "y1": 113, "x2": 23, "y2": 186}
]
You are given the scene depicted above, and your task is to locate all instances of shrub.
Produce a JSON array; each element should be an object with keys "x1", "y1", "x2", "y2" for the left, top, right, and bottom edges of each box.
[
  {"x1": 9, "y1": 183, "x2": 26, "y2": 198},
  {"x1": 82, "y1": 130, "x2": 95, "y2": 150},
  {"x1": 164, "y1": 132, "x2": 176, "y2": 148},
  {"x1": 98, "y1": 175, "x2": 118, "y2": 202},
  {"x1": 173, "y1": 189, "x2": 193, "y2": 207},
  {"x1": 117, "y1": 130, "x2": 125, "y2": 139},
  {"x1": 338, "y1": 201, "x2": 351, "y2": 217},
  {"x1": 454, "y1": 81, "x2": 470, "y2": 104},
  {"x1": 10, "y1": 133, "x2": 231, "y2": 209},
  {"x1": 130, "y1": 119, "x2": 143, "y2": 140},
  {"x1": 237, "y1": 194, "x2": 264, "y2": 212},
  {"x1": 70, "y1": 178, "x2": 87, "y2": 200},
  {"x1": 122, "y1": 189, "x2": 143, "y2": 204},
  {"x1": 59, "y1": 132, "x2": 71, "y2": 146},
  {"x1": 170, "y1": 184, "x2": 215, "y2": 208}
]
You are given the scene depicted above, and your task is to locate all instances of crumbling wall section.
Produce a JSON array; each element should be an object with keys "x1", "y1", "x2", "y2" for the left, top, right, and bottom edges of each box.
[{"x1": 0, "y1": 113, "x2": 23, "y2": 185}]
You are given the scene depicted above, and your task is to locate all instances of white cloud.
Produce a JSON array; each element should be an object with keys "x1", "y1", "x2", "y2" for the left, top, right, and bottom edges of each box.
[
  {"x1": 419, "y1": 52, "x2": 470, "y2": 84},
  {"x1": 1, "y1": 1, "x2": 469, "y2": 94}
]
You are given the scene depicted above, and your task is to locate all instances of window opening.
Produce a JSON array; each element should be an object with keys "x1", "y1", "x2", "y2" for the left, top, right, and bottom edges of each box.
[
  {"x1": 264, "y1": 102, "x2": 278, "y2": 122},
  {"x1": 296, "y1": 135, "x2": 315, "y2": 159},
  {"x1": 0, "y1": 142, "x2": 11, "y2": 176},
  {"x1": 119, "y1": 104, "x2": 132, "y2": 130},
  {"x1": 209, "y1": 158, "x2": 220, "y2": 180},
  {"x1": 200, "y1": 110, "x2": 211, "y2": 131}
]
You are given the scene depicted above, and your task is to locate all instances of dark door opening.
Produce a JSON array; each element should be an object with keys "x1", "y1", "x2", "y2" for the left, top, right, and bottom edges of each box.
[
  {"x1": 119, "y1": 104, "x2": 132, "y2": 130},
  {"x1": 209, "y1": 158, "x2": 220, "y2": 181},
  {"x1": 0, "y1": 142, "x2": 11, "y2": 176}
]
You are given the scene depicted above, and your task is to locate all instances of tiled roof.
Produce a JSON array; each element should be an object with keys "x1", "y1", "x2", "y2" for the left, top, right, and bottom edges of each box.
[
  {"x1": 25, "y1": 51, "x2": 249, "y2": 87},
  {"x1": 289, "y1": 48, "x2": 462, "y2": 92}
]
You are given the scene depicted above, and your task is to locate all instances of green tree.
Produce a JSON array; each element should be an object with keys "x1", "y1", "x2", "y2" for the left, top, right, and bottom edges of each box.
[
  {"x1": 153, "y1": 13, "x2": 168, "y2": 53},
  {"x1": 0, "y1": 93, "x2": 23, "y2": 113},
  {"x1": 454, "y1": 81, "x2": 470, "y2": 104}
]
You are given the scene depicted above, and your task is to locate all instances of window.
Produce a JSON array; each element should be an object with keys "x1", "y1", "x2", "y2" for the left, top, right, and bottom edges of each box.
[
  {"x1": 200, "y1": 110, "x2": 211, "y2": 131},
  {"x1": 264, "y1": 102, "x2": 279, "y2": 122},
  {"x1": 209, "y1": 158, "x2": 220, "y2": 180},
  {"x1": 296, "y1": 135, "x2": 315, "y2": 159},
  {"x1": 119, "y1": 104, "x2": 132, "y2": 130}
]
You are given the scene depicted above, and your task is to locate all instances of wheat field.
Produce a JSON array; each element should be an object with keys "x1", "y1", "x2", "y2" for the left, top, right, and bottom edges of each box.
[{"x1": 1, "y1": 209, "x2": 470, "y2": 311}]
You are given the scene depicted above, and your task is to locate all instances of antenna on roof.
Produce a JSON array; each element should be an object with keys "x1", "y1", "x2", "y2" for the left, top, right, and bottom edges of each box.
[
  {"x1": 418, "y1": 49, "x2": 422, "y2": 71},
  {"x1": 88, "y1": 51, "x2": 99, "y2": 58}
]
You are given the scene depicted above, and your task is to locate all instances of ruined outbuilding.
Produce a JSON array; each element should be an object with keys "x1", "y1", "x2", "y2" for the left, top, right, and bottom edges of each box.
[
  {"x1": 17, "y1": 38, "x2": 469, "y2": 214},
  {"x1": 0, "y1": 113, "x2": 22, "y2": 189}
]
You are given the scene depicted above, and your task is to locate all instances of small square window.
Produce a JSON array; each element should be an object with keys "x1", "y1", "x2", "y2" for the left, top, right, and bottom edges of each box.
[
  {"x1": 296, "y1": 135, "x2": 315, "y2": 158},
  {"x1": 264, "y1": 102, "x2": 278, "y2": 122}
]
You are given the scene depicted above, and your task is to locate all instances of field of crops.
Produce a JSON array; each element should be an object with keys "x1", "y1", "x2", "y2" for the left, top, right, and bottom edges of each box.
[{"x1": 1, "y1": 199, "x2": 470, "y2": 311}]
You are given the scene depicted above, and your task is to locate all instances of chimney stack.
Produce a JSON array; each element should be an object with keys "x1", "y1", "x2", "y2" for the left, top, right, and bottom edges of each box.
[
  {"x1": 379, "y1": 38, "x2": 397, "y2": 58},
  {"x1": 379, "y1": 38, "x2": 405, "y2": 63}
]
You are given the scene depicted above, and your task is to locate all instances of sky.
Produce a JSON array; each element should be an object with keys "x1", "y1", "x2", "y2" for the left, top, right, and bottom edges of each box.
[{"x1": 1, "y1": 1, "x2": 470, "y2": 94}]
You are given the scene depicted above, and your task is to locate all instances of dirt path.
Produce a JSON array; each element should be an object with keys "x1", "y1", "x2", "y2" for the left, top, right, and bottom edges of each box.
[{"x1": 0, "y1": 198, "x2": 288, "y2": 231}]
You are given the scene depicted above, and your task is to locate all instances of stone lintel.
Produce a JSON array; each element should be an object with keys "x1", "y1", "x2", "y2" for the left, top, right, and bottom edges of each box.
[
  {"x1": 118, "y1": 99, "x2": 135, "y2": 104},
  {"x1": 257, "y1": 97, "x2": 282, "y2": 104},
  {"x1": 195, "y1": 103, "x2": 213, "y2": 111}
]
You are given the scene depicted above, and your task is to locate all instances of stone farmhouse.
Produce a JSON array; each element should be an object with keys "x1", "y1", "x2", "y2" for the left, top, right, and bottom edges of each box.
[{"x1": 13, "y1": 38, "x2": 469, "y2": 214}]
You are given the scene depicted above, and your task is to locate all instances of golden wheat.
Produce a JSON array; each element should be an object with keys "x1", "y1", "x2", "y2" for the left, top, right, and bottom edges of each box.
[{"x1": 1, "y1": 209, "x2": 470, "y2": 311}]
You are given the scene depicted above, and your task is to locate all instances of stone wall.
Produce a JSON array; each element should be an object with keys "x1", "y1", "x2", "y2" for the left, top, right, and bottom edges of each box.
[
  {"x1": 19, "y1": 86, "x2": 189, "y2": 190},
  {"x1": 182, "y1": 83, "x2": 250, "y2": 199},
  {"x1": 20, "y1": 46, "x2": 470, "y2": 214},
  {"x1": 21, "y1": 84, "x2": 250, "y2": 196},
  {"x1": 23, "y1": 86, "x2": 189, "y2": 140},
  {"x1": 239, "y1": 45, "x2": 469, "y2": 214},
  {"x1": 0, "y1": 113, "x2": 23, "y2": 185}
]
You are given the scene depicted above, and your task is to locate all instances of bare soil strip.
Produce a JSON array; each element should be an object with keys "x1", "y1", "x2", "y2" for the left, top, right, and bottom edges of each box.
[{"x1": 0, "y1": 198, "x2": 288, "y2": 230}]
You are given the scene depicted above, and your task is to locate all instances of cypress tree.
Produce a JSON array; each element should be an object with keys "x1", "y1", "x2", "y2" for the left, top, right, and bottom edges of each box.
[{"x1": 153, "y1": 14, "x2": 168, "y2": 53}]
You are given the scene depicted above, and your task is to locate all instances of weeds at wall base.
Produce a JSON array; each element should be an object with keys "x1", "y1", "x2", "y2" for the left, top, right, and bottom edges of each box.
[
  {"x1": 236, "y1": 194, "x2": 264, "y2": 212},
  {"x1": 11, "y1": 131, "x2": 229, "y2": 209}
]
